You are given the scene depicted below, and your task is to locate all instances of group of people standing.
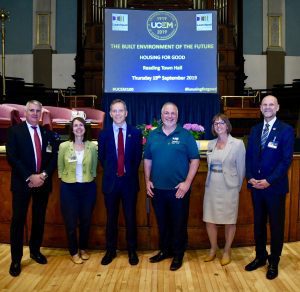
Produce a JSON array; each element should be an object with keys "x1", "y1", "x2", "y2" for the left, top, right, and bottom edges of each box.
[{"x1": 6, "y1": 95, "x2": 294, "y2": 280}]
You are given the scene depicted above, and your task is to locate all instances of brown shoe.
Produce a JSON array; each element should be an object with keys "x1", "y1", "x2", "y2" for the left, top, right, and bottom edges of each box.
[
  {"x1": 220, "y1": 253, "x2": 231, "y2": 266},
  {"x1": 204, "y1": 253, "x2": 216, "y2": 262}
]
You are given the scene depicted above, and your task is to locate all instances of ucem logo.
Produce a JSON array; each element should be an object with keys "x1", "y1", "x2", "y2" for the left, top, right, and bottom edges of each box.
[
  {"x1": 150, "y1": 22, "x2": 174, "y2": 29},
  {"x1": 147, "y1": 11, "x2": 178, "y2": 40}
]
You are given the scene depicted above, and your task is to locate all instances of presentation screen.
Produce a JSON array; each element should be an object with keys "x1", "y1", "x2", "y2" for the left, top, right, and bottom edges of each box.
[{"x1": 104, "y1": 8, "x2": 218, "y2": 94}]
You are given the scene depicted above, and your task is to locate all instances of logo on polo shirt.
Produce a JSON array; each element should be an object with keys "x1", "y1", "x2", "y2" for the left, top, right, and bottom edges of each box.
[{"x1": 171, "y1": 137, "x2": 180, "y2": 144}]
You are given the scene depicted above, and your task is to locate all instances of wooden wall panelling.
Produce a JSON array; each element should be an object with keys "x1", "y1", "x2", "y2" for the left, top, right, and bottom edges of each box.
[
  {"x1": 4, "y1": 154, "x2": 297, "y2": 250},
  {"x1": 289, "y1": 156, "x2": 300, "y2": 241},
  {"x1": 0, "y1": 157, "x2": 12, "y2": 244}
]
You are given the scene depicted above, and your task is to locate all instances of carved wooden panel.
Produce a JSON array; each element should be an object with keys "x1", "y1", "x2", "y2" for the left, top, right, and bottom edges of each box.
[{"x1": 2, "y1": 154, "x2": 299, "y2": 249}]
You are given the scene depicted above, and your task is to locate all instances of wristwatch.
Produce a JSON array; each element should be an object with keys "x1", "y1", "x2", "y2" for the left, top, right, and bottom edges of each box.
[{"x1": 41, "y1": 171, "x2": 48, "y2": 180}]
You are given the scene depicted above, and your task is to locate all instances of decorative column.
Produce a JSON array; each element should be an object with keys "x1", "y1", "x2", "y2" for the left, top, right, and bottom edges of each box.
[
  {"x1": 265, "y1": 0, "x2": 285, "y2": 88},
  {"x1": 32, "y1": 0, "x2": 56, "y2": 88},
  {"x1": 0, "y1": 8, "x2": 9, "y2": 100}
]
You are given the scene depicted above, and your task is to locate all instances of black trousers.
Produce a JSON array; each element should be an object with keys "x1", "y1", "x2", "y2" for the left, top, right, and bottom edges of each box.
[
  {"x1": 152, "y1": 188, "x2": 190, "y2": 257},
  {"x1": 252, "y1": 190, "x2": 286, "y2": 263},
  {"x1": 60, "y1": 181, "x2": 96, "y2": 256},
  {"x1": 104, "y1": 176, "x2": 138, "y2": 251},
  {"x1": 10, "y1": 188, "x2": 49, "y2": 263}
]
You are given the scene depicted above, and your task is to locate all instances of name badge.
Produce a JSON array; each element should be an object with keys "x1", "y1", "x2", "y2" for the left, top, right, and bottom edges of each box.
[
  {"x1": 46, "y1": 142, "x2": 52, "y2": 153},
  {"x1": 68, "y1": 154, "x2": 77, "y2": 162},
  {"x1": 268, "y1": 137, "x2": 278, "y2": 149}
]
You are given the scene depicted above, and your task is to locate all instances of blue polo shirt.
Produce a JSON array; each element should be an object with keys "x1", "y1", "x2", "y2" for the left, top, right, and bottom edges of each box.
[{"x1": 144, "y1": 125, "x2": 199, "y2": 190}]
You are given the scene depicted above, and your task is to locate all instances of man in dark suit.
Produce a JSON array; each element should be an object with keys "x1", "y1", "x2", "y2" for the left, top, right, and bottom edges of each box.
[
  {"x1": 6, "y1": 100, "x2": 58, "y2": 277},
  {"x1": 245, "y1": 95, "x2": 294, "y2": 280},
  {"x1": 98, "y1": 99, "x2": 142, "y2": 265}
]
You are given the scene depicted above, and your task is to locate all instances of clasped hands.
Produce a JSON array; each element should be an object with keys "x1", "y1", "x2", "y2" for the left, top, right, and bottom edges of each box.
[
  {"x1": 27, "y1": 173, "x2": 46, "y2": 188},
  {"x1": 146, "y1": 180, "x2": 190, "y2": 199},
  {"x1": 248, "y1": 178, "x2": 270, "y2": 189}
]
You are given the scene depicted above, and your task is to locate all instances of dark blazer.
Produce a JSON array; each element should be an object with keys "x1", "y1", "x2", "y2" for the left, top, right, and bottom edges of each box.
[
  {"x1": 246, "y1": 119, "x2": 294, "y2": 195},
  {"x1": 6, "y1": 122, "x2": 58, "y2": 193},
  {"x1": 98, "y1": 124, "x2": 142, "y2": 194}
]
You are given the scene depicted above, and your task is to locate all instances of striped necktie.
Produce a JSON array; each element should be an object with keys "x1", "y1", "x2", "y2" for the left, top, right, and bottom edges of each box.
[{"x1": 261, "y1": 123, "x2": 270, "y2": 149}]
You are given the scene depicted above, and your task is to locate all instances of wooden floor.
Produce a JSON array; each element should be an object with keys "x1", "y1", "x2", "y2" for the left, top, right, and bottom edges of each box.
[{"x1": 1, "y1": 243, "x2": 300, "y2": 291}]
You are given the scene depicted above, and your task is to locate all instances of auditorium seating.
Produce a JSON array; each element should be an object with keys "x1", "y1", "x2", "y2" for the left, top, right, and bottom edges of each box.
[
  {"x1": 43, "y1": 106, "x2": 73, "y2": 129},
  {"x1": 72, "y1": 107, "x2": 105, "y2": 139},
  {"x1": 72, "y1": 107, "x2": 105, "y2": 129},
  {"x1": 0, "y1": 104, "x2": 21, "y2": 127},
  {"x1": 4, "y1": 103, "x2": 52, "y2": 130},
  {"x1": 0, "y1": 104, "x2": 21, "y2": 144}
]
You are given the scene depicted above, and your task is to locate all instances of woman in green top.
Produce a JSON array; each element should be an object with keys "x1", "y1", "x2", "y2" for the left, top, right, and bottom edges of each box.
[{"x1": 58, "y1": 117, "x2": 98, "y2": 264}]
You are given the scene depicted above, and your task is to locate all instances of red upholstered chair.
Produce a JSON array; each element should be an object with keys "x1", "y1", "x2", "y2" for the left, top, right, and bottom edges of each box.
[
  {"x1": 0, "y1": 104, "x2": 22, "y2": 144},
  {"x1": 4, "y1": 103, "x2": 52, "y2": 129},
  {"x1": 72, "y1": 107, "x2": 105, "y2": 139},
  {"x1": 0, "y1": 104, "x2": 21, "y2": 127},
  {"x1": 43, "y1": 106, "x2": 73, "y2": 129},
  {"x1": 72, "y1": 107, "x2": 105, "y2": 128}
]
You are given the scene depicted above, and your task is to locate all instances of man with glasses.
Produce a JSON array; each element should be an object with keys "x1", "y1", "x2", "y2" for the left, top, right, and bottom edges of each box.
[
  {"x1": 144, "y1": 102, "x2": 200, "y2": 271},
  {"x1": 245, "y1": 95, "x2": 294, "y2": 279}
]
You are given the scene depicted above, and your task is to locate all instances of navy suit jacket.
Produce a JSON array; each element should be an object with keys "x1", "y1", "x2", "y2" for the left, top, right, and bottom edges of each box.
[
  {"x1": 6, "y1": 122, "x2": 58, "y2": 193},
  {"x1": 246, "y1": 119, "x2": 294, "y2": 195},
  {"x1": 98, "y1": 124, "x2": 142, "y2": 194}
]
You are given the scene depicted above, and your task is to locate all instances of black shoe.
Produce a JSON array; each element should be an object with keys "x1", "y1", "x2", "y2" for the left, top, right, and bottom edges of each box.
[
  {"x1": 266, "y1": 263, "x2": 278, "y2": 280},
  {"x1": 170, "y1": 256, "x2": 183, "y2": 271},
  {"x1": 9, "y1": 262, "x2": 21, "y2": 277},
  {"x1": 245, "y1": 257, "x2": 267, "y2": 271},
  {"x1": 30, "y1": 252, "x2": 47, "y2": 264},
  {"x1": 101, "y1": 250, "x2": 116, "y2": 265},
  {"x1": 128, "y1": 251, "x2": 139, "y2": 265},
  {"x1": 149, "y1": 251, "x2": 172, "y2": 263}
]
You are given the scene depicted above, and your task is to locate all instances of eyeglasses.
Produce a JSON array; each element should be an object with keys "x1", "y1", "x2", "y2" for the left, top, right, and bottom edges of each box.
[{"x1": 213, "y1": 121, "x2": 225, "y2": 126}]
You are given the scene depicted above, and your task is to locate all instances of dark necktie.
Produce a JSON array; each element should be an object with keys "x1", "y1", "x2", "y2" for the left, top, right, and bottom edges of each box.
[
  {"x1": 31, "y1": 126, "x2": 42, "y2": 172},
  {"x1": 261, "y1": 123, "x2": 270, "y2": 149},
  {"x1": 117, "y1": 127, "x2": 125, "y2": 176}
]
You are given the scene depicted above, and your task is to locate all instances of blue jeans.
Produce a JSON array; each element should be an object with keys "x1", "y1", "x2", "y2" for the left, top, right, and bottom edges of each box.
[{"x1": 60, "y1": 181, "x2": 96, "y2": 256}]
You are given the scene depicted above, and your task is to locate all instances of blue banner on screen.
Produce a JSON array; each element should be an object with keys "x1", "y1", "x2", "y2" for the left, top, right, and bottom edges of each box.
[{"x1": 104, "y1": 9, "x2": 218, "y2": 94}]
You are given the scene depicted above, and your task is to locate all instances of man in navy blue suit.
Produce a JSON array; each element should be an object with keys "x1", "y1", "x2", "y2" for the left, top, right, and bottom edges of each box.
[
  {"x1": 6, "y1": 100, "x2": 58, "y2": 277},
  {"x1": 245, "y1": 95, "x2": 294, "y2": 280},
  {"x1": 98, "y1": 99, "x2": 142, "y2": 265}
]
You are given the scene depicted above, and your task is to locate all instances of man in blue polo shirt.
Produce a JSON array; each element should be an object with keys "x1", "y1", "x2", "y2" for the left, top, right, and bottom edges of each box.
[{"x1": 144, "y1": 102, "x2": 200, "y2": 271}]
